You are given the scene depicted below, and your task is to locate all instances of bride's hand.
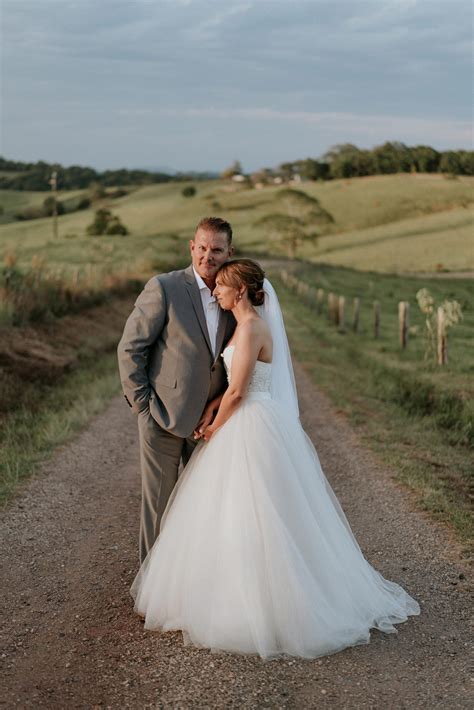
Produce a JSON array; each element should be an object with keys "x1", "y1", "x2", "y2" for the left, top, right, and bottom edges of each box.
[
  {"x1": 193, "y1": 405, "x2": 215, "y2": 439},
  {"x1": 202, "y1": 425, "x2": 215, "y2": 442}
]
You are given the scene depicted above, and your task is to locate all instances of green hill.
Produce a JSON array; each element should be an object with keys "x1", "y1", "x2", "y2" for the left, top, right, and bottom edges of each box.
[{"x1": 0, "y1": 173, "x2": 472, "y2": 275}]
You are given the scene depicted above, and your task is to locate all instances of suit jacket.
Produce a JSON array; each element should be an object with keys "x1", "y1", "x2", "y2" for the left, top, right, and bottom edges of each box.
[{"x1": 117, "y1": 265, "x2": 236, "y2": 437}]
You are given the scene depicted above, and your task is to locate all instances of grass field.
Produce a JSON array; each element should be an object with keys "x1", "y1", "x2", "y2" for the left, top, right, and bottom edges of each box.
[{"x1": 0, "y1": 173, "x2": 472, "y2": 275}]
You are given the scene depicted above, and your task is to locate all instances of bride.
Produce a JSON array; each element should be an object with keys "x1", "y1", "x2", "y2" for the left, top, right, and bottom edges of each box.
[{"x1": 131, "y1": 258, "x2": 420, "y2": 659}]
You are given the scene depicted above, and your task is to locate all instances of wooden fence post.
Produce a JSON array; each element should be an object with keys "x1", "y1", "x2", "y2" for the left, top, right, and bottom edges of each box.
[
  {"x1": 374, "y1": 301, "x2": 380, "y2": 338},
  {"x1": 398, "y1": 301, "x2": 409, "y2": 349},
  {"x1": 437, "y1": 307, "x2": 447, "y2": 365},
  {"x1": 352, "y1": 297, "x2": 360, "y2": 332},
  {"x1": 338, "y1": 295, "x2": 345, "y2": 331}
]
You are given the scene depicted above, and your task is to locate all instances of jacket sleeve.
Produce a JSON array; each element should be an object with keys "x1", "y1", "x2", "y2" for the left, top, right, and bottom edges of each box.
[{"x1": 117, "y1": 276, "x2": 166, "y2": 413}]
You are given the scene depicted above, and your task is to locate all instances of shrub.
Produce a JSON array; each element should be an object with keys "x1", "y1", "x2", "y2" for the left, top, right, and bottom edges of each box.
[
  {"x1": 14, "y1": 206, "x2": 47, "y2": 221},
  {"x1": 182, "y1": 185, "x2": 196, "y2": 197},
  {"x1": 105, "y1": 218, "x2": 128, "y2": 235},
  {"x1": 86, "y1": 208, "x2": 128, "y2": 236},
  {"x1": 43, "y1": 196, "x2": 65, "y2": 216},
  {"x1": 107, "y1": 188, "x2": 128, "y2": 199},
  {"x1": 77, "y1": 197, "x2": 91, "y2": 210}
]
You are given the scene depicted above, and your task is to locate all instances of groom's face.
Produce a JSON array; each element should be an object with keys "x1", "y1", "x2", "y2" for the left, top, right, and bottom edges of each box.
[{"x1": 190, "y1": 229, "x2": 233, "y2": 286}]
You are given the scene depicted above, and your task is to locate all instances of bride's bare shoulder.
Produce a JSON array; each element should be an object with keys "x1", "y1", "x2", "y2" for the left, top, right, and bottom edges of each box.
[{"x1": 240, "y1": 315, "x2": 271, "y2": 341}]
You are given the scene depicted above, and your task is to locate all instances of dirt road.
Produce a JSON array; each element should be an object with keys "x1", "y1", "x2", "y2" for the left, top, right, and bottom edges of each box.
[{"x1": 1, "y1": 363, "x2": 471, "y2": 708}]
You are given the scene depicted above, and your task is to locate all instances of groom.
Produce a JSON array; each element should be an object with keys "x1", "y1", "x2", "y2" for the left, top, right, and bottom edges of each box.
[{"x1": 118, "y1": 217, "x2": 235, "y2": 563}]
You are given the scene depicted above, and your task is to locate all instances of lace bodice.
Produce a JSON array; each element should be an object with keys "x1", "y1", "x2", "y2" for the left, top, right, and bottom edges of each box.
[{"x1": 222, "y1": 346, "x2": 272, "y2": 396}]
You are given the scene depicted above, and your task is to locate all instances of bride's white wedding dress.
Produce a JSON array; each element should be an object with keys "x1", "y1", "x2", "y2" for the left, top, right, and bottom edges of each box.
[{"x1": 131, "y1": 345, "x2": 420, "y2": 660}]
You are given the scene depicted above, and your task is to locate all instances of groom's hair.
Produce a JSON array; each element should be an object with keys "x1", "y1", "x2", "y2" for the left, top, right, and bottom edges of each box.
[{"x1": 195, "y1": 217, "x2": 233, "y2": 244}]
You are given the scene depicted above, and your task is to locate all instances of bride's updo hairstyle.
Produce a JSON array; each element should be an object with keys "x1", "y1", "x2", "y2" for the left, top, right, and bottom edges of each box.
[{"x1": 217, "y1": 259, "x2": 265, "y2": 306}]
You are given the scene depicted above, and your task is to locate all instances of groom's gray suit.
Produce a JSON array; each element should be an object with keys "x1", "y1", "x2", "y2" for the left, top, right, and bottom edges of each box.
[{"x1": 118, "y1": 265, "x2": 235, "y2": 562}]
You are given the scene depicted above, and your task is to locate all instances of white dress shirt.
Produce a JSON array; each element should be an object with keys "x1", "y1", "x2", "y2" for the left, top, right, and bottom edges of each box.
[{"x1": 193, "y1": 267, "x2": 219, "y2": 357}]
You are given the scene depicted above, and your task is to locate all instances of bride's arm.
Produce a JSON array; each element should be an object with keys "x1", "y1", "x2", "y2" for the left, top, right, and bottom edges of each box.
[
  {"x1": 193, "y1": 392, "x2": 225, "y2": 439},
  {"x1": 203, "y1": 324, "x2": 261, "y2": 440}
]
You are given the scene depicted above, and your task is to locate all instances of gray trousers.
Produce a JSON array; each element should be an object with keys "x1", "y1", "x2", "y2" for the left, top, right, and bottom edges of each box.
[{"x1": 137, "y1": 410, "x2": 198, "y2": 564}]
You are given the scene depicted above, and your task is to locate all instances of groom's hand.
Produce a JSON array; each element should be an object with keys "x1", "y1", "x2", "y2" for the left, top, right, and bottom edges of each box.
[
  {"x1": 193, "y1": 404, "x2": 215, "y2": 440},
  {"x1": 202, "y1": 425, "x2": 215, "y2": 442}
]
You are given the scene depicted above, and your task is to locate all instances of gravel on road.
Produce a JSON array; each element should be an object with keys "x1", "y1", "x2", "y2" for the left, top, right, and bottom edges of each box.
[{"x1": 1, "y1": 363, "x2": 472, "y2": 709}]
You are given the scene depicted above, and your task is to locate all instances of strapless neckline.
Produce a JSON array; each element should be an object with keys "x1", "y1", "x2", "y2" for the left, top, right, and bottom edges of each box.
[{"x1": 222, "y1": 344, "x2": 272, "y2": 366}]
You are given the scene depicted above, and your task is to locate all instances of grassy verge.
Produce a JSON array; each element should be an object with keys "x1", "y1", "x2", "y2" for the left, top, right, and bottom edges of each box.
[
  {"x1": 272, "y1": 273, "x2": 473, "y2": 554},
  {"x1": 0, "y1": 255, "x2": 186, "y2": 506},
  {"x1": 0, "y1": 351, "x2": 121, "y2": 506},
  {"x1": 0, "y1": 289, "x2": 145, "y2": 506}
]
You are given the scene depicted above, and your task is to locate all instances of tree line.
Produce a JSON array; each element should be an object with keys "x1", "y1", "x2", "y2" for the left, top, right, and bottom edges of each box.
[
  {"x1": 276, "y1": 142, "x2": 473, "y2": 181},
  {"x1": 0, "y1": 158, "x2": 175, "y2": 191},
  {"x1": 0, "y1": 158, "x2": 216, "y2": 192},
  {"x1": 2, "y1": 140, "x2": 472, "y2": 193}
]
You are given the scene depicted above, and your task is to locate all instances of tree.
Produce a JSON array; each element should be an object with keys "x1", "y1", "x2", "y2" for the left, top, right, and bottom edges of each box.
[
  {"x1": 373, "y1": 141, "x2": 412, "y2": 174},
  {"x1": 256, "y1": 214, "x2": 312, "y2": 258},
  {"x1": 277, "y1": 188, "x2": 334, "y2": 226},
  {"x1": 459, "y1": 151, "x2": 474, "y2": 176},
  {"x1": 255, "y1": 188, "x2": 331, "y2": 258},
  {"x1": 439, "y1": 151, "x2": 463, "y2": 175},
  {"x1": 323, "y1": 144, "x2": 364, "y2": 179},
  {"x1": 250, "y1": 168, "x2": 273, "y2": 186},
  {"x1": 278, "y1": 162, "x2": 295, "y2": 181},
  {"x1": 221, "y1": 160, "x2": 243, "y2": 179},
  {"x1": 295, "y1": 159, "x2": 330, "y2": 181},
  {"x1": 86, "y1": 208, "x2": 128, "y2": 236},
  {"x1": 411, "y1": 145, "x2": 440, "y2": 173}
]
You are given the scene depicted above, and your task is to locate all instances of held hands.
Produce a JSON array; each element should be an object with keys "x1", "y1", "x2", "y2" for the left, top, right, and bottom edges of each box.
[
  {"x1": 193, "y1": 402, "x2": 216, "y2": 440},
  {"x1": 193, "y1": 423, "x2": 215, "y2": 442},
  {"x1": 202, "y1": 425, "x2": 215, "y2": 442},
  {"x1": 193, "y1": 393, "x2": 224, "y2": 441}
]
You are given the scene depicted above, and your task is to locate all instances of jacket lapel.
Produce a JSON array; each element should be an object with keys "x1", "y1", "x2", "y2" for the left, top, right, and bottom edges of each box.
[
  {"x1": 214, "y1": 309, "x2": 233, "y2": 363},
  {"x1": 184, "y1": 266, "x2": 213, "y2": 355}
]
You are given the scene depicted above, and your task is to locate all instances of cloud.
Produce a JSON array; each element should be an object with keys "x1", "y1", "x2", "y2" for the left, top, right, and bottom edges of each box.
[{"x1": 1, "y1": 0, "x2": 472, "y2": 169}]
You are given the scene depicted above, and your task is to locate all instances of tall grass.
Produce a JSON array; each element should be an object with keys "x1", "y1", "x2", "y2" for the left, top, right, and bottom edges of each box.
[{"x1": 0, "y1": 252, "x2": 182, "y2": 325}]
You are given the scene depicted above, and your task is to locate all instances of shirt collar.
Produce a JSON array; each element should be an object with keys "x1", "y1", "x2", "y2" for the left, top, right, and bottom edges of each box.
[{"x1": 193, "y1": 266, "x2": 214, "y2": 296}]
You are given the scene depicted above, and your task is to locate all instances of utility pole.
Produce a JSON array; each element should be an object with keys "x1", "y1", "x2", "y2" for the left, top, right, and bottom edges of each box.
[{"x1": 48, "y1": 170, "x2": 58, "y2": 239}]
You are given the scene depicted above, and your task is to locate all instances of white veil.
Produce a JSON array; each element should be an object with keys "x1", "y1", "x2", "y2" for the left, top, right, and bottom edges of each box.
[{"x1": 257, "y1": 278, "x2": 299, "y2": 420}]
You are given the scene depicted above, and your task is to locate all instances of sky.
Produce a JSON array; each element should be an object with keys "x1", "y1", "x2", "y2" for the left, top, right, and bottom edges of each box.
[{"x1": 1, "y1": 0, "x2": 472, "y2": 173}]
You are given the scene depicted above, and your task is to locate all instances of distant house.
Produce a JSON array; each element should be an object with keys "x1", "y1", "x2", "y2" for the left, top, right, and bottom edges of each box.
[{"x1": 231, "y1": 174, "x2": 246, "y2": 182}]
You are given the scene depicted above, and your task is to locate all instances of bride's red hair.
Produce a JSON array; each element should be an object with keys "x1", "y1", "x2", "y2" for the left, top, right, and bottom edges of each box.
[{"x1": 217, "y1": 259, "x2": 265, "y2": 306}]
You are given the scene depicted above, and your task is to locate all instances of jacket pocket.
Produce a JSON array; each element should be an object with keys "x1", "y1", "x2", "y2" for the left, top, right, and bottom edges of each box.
[{"x1": 155, "y1": 374, "x2": 177, "y2": 389}]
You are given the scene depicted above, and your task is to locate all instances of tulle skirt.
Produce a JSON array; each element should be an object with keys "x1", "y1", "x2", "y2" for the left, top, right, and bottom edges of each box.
[{"x1": 131, "y1": 393, "x2": 420, "y2": 659}]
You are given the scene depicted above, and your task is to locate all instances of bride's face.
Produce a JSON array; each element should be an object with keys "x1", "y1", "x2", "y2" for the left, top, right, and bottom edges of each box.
[{"x1": 213, "y1": 275, "x2": 241, "y2": 310}]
